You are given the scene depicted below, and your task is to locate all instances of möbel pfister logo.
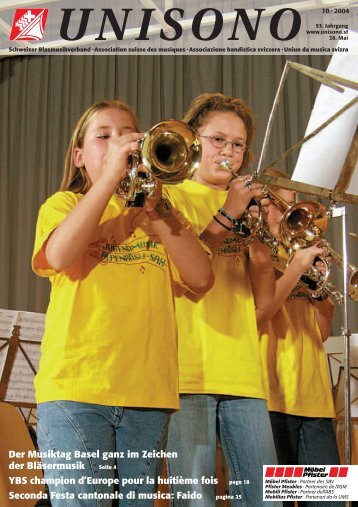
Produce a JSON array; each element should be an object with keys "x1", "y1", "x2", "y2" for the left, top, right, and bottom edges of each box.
[
  {"x1": 265, "y1": 466, "x2": 349, "y2": 478},
  {"x1": 10, "y1": 9, "x2": 48, "y2": 41}
]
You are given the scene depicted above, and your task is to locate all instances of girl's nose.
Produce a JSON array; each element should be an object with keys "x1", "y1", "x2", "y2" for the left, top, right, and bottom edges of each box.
[{"x1": 220, "y1": 141, "x2": 234, "y2": 156}]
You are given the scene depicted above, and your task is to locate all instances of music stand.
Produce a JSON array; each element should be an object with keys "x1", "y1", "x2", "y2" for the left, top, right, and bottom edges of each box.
[
  {"x1": 0, "y1": 309, "x2": 45, "y2": 425},
  {"x1": 254, "y1": 48, "x2": 358, "y2": 479},
  {"x1": 255, "y1": 60, "x2": 358, "y2": 204}
]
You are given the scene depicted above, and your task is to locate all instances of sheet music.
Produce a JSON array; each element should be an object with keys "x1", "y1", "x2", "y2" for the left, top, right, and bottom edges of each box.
[
  {"x1": 292, "y1": 31, "x2": 358, "y2": 191},
  {"x1": 0, "y1": 308, "x2": 45, "y2": 405},
  {"x1": 14, "y1": 310, "x2": 46, "y2": 340},
  {"x1": 0, "y1": 308, "x2": 18, "y2": 338}
]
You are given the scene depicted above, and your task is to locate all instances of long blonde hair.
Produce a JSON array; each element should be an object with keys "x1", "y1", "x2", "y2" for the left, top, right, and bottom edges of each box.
[
  {"x1": 60, "y1": 99, "x2": 139, "y2": 194},
  {"x1": 183, "y1": 93, "x2": 256, "y2": 172}
]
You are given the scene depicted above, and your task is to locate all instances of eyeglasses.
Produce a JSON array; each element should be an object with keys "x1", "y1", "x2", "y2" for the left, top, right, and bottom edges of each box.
[{"x1": 200, "y1": 136, "x2": 247, "y2": 153}]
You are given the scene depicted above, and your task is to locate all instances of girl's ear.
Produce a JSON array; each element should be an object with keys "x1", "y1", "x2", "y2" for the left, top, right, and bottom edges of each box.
[{"x1": 73, "y1": 147, "x2": 84, "y2": 168}]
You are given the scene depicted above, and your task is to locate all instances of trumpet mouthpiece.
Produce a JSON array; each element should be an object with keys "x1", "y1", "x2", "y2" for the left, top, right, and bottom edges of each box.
[
  {"x1": 219, "y1": 159, "x2": 238, "y2": 179},
  {"x1": 219, "y1": 159, "x2": 230, "y2": 170}
]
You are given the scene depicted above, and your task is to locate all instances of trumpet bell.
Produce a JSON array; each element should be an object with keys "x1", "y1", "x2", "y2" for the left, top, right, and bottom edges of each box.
[
  {"x1": 142, "y1": 120, "x2": 201, "y2": 184},
  {"x1": 280, "y1": 200, "x2": 328, "y2": 250}
]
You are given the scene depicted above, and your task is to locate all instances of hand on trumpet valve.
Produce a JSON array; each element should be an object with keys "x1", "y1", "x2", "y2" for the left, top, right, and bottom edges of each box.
[
  {"x1": 319, "y1": 242, "x2": 331, "y2": 260},
  {"x1": 224, "y1": 176, "x2": 263, "y2": 219},
  {"x1": 244, "y1": 179, "x2": 252, "y2": 190},
  {"x1": 247, "y1": 202, "x2": 260, "y2": 220},
  {"x1": 313, "y1": 247, "x2": 332, "y2": 272},
  {"x1": 290, "y1": 243, "x2": 326, "y2": 273},
  {"x1": 103, "y1": 132, "x2": 144, "y2": 185}
]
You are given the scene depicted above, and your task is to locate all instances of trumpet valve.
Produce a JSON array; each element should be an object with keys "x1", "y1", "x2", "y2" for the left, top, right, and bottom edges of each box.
[{"x1": 140, "y1": 178, "x2": 157, "y2": 196}]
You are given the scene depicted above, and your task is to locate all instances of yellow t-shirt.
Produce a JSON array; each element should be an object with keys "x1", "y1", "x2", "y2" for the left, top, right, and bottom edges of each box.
[
  {"x1": 260, "y1": 272, "x2": 336, "y2": 417},
  {"x1": 166, "y1": 180, "x2": 266, "y2": 398},
  {"x1": 32, "y1": 191, "x2": 182, "y2": 409}
]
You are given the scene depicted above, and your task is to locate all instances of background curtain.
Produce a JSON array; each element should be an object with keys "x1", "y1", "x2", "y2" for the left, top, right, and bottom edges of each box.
[{"x1": 0, "y1": 54, "x2": 356, "y2": 334}]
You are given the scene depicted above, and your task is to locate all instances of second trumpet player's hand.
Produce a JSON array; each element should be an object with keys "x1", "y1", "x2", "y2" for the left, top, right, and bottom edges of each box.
[{"x1": 222, "y1": 177, "x2": 263, "y2": 219}]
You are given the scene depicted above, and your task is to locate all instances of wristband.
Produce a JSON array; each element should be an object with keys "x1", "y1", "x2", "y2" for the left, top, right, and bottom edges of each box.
[
  {"x1": 213, "y1": 215, "x2": 233, "y2": 231},
  {"x1": 218, "y1": 208, "x2": 237, "y2": 224},
  {"x1": 217, "y1": 208, "x2": 249, "y2": 238}
]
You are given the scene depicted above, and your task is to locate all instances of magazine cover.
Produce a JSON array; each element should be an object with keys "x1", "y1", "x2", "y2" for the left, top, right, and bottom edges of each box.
[{"x1": 0, "y1": 1, "x2": 357, "y2": 505}]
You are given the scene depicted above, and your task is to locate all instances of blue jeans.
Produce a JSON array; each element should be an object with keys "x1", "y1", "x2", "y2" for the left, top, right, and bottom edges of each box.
[
  {"x1": 269, "y1": 412, "x2": 343, "y2": 507},
  {"x1": 37, "y1": 401, "x2": 171, "y2": 507},
  {"x1": 166, "y1": 394, "x2": 281, "y2": 507}
]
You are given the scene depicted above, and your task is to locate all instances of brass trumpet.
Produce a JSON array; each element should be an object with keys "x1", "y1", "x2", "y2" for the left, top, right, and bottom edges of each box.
[
  {"x1": 219, "y1": 160, "x2": 280, "y2": 253},
  {"x1": 261, "y1": 182, "x2": 357, "y2": 303},
  {"x1": 219, "y1": 161, "x2": 357, "y2": 302},
  {"x1": 220, "y1": 158, "x2": 327, "y2": 249},
  {"x1": 118, "y1": 120, "x2": 201, "y2": 206},
  {"x1": 258, "y1": 184, "x2": 327, "y2": 250},
  {"x1": 272, "y1": 251, "x2": 345, "y2": 304},
  {"x1": 320, "y1": 244, "x2": 358, "y2": 302}
]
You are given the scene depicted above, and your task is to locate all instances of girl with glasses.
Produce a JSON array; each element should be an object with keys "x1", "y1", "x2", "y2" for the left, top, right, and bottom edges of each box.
[{"x1": 165, "y1": 93, "x2": 280, "y2": 507}]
